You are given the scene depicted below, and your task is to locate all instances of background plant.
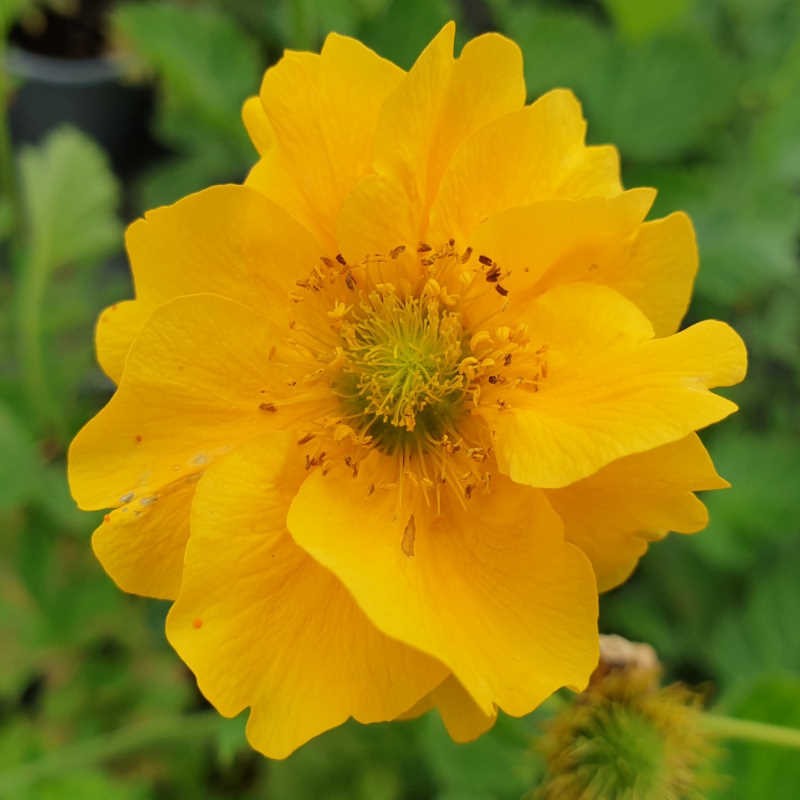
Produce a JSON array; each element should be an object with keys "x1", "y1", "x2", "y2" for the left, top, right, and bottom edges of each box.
[{"x1": 1, "y1": 0, "x2": 799, "y2": 797}]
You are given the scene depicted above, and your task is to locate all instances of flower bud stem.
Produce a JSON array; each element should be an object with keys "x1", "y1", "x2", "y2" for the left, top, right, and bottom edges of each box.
[{"x1": 703, "y1": 713, "x2": 800, "y2": 750}]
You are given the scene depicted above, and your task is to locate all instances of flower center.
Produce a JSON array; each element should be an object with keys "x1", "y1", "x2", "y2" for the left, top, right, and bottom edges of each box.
[{"x1": 336, "y1": 290, "x2": 466, "y2": 453}]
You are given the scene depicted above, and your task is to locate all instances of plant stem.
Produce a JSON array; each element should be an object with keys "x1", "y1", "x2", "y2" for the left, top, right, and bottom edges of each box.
[
  {"x1": 703, "y1": 713, "x2": 800, "y2": 751},
  {"x1": 0, "y1": 712, "x2": 226, "y2": 795},
  {"x1": 15, "y1": 245, "x2": 67, "y2": 439},
  {"x1": 0, "y1": 41, "x2": 22, "y2": 241}
]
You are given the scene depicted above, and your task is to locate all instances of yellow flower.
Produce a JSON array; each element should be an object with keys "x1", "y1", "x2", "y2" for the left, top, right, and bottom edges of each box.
[{"x1": 68, "y1": 23, "x2": 746, "y2": 758}]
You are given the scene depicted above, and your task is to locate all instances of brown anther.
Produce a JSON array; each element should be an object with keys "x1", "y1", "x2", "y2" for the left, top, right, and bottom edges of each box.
[
  {"x1": 390, "y1": 245, "x2": 406, "y2": 259},
  {"x1": 485, "y1": 264, "x2": 502, "y2": 282},
  {"x1": 460, "y1": 247, "x2": 473, "y2": 264},
  {"x1": 417, "y1": 242, "x2": 432, "y2": 253},
  {"x1": 478, "y1": 254, "x2": 494, "y2": 266},
  {"x1": 297, "y1": 433, "x2": 315, "y2": 445},
  {"x1": 503, "y1": 353, "x2": 513, "y2": 366},
  {"x1": 335, "y1": 253, "x2": 347, "y2": 265},
  {"x1": 401, "y1": 515, "x2": 416, "y2": 557},
  {"x1": 420, "y1": 258, "x2": 435, "y2": 266},
  {"x1": 259, "y1": 402, "x2": 277, "y2": 413},
  {"x1": 487, "y1": 375, "x2": 506, "y2": 385},
  {"x1": 448, "y1": 238, "x2": 455, "y2": 247},
  {"x1": 495, "y1": 284, "x2": 509, "y2": 297},
  {"x1": 321, "y1": 256, "x2": 336, "y2": 269},
  {"x1": 134, "y1": 434, "x2": 143, "y2": 443},
  {"x1": 465, "y1": 485, "x2": 473, "y2": 500},
  {"x1": 344, "y1": 272, "x2": 357, "y2": 290},
  {"x1": 368, "y1": 483, "x2": 375, "y2": 495}
]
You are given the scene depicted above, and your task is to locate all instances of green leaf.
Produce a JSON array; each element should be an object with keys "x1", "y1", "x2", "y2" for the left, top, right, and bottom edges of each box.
[
  {"x1": 271, "y1": 0, "x2": 392, "y2": 49},
  {"x1": 691, "y1": 431, "x2": 800, "y2": 571},
  {"x1": 0, "y1": 402, "x2": 40, "y2": 510},
  {"x1": 502, "y1": 6, "x2": 739, "y2": 162},
  {"x1": 421, "y1": 711, "x2": 543, "y2": 800},
  {"x1": 602, "y1": 0, "x2": 691, "y2": 41},
  {"x1": 590, "y1": 32, "x2": 739, "y2": 162},
  {"x1": 710, "y1": 676, "x2": 800, "y2": 799},
  {"x1": 113, "y1": 2, "x2": 259, "y2": 154},
  {"x1": 19, "y1": 127, "x2": 121, "y2": 273},
  {"x1": 711, "y1": 558, "x2": 800, "y2": 693},
  {"x1": 631, "y1": 164, "x2": 800, "y2": 307},
  {"x1": 359, "y1": 0, "x2": 459, "y2": 70}
]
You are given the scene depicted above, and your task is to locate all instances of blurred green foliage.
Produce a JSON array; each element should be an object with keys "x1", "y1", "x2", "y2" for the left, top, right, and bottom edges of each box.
[{"x1": 1, "y1": 0, "x2": 799, "y2": 797}]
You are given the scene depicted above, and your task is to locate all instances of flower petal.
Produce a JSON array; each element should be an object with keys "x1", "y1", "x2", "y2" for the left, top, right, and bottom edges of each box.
[
  {"x1": 127, "y1": 183, "x2": 320, "y2": 307},
  {"x1": 246, "y1": 34, "x2": 404, "y2": 247},
  {"x1": 95, "y1": 300, "x2": 150, "y2": 383},
  {"x1": 463, "y1": 189, "x2": 654, "y2": 330},
  {"x1": 97, "y1": 185, "x2": 322, "y2": 382},
  {"x1": 546, "y1": 434, "x2": 728, "y2": 591},
  {"x1": 69, "y1": 294, "x2": 322, "y2": 511},
  {"x1": 398, "y1": 675, "x2": 497, "y2": 741},
  {"x1": 429, "y1": 89, "x2": 620, "y2": 244},
  {"x1": 338, "y1": 29, "x2": 525, "y2": 262},
  {"x1": 241, "y1": 95, "x2": 273, "y2": 155},
  {"x1": 483, "y1": 283, "x2": 747, "y2": 488},
  {"x1": 434, "y1": 676, "x2": 498, "y2": 742},
  {"x1": 288, "y1": 466, "x2": 599, "y2": 716},
  {"x1": 166, "y1": 435, "x2": 445, "y2": 759},
  {"x1": 92, "y1": 473, "x2": 197, "y2": 600},
  {"x1": 612, "y1": 212, "x2": 698, "y2": 336}
]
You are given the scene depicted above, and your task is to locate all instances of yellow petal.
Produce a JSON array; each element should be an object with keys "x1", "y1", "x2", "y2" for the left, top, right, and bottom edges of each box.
[
  {"x1": 338, "y1": 28, "x2": 525, "y2": 261},
  {"x1": 397, "y1": 675, "x2": 496, "y2": 741},
  {"x1": 372, "y1": 27, "x2": 525, "y2": 233},
  {"x1": 371, "y1": 22, "x2": 455, "y2": 225},
  {"x1": 246, "y1": 35, "x2": 404, "y2": 246},
  {"x1": 98, "y1": 185, "x2": 321, "y2": 381},
  {"x1": 92, "y1": 473, "x2": 197, "y2": 600},
  {"x1": 556, "y1": 143, "x2": 622, "y2": 199},
  {"x1": 463, "y1": 189, "x2": 654, "y2": 329},
  {"x1": 166, "y1": 435, "x2": 445, "y2": 759},
  {"x1": 127, "y1": 183, "x2": 320, "y2": 306},
  {"x1": 95, "y1": 300, "x2": 150, "y2": 383},
  {"x1": 613, "y1": 212, "x2": 698, "y2": 336},
  {"x1": 241, "y1": 95, "x2": 274, "y2": 155},
  {"x1": 433, "y1": 676, "x2": 498, "y2": 742},
  {"x1": 69, "y1": 294, "x2": 319, "y2": 511},
  {"x1": 547, "y1": 434, "x2": 728, "y2": 591},
  {"x1": 288, "y1": 465, "x2": 599, "y2": 716},
  {"x1": 485, "y1": 283, "x2": 747, "y2": 488},
  {"x1": 429, "y1": 89, "x2": 614, "y2": 243}
]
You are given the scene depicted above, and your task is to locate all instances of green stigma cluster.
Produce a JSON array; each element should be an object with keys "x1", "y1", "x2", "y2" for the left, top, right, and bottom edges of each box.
[
  {"x1": 534, "y1": 667, "x2": 714, "y2": 800},
  {"x1": 337, "y1": 291, "x2": 466, "y2": 453}
]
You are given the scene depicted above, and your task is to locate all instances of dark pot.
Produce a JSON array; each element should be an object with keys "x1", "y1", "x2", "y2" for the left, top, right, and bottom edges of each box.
[{"x1": 6, "y1": 46, "x2": 154, "y2": 177}]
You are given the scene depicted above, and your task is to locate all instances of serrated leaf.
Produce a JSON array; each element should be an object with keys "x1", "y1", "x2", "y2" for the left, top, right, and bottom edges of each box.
[
  {"x1": 711, "y1": 559, "x2": 800, "y2": 693},
  {"x1": 18, "y1": 126, "x2": 121, "y2": 273},
  {"x1": 590, "y1": 32, "x2": 739, "y2": 162},
  {"x1": 113, "y1": 1, "x2": 259, "y2": 155},
  {"x1": 503, "y1": 7, "x2": 738, "y2": 162},
  {"x1": 711, "y1": 676, "x2": 800, "y2": 799}
]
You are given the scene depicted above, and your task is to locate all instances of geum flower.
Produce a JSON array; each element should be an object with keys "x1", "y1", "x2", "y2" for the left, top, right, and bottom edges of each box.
[{"x1": 68, "y1": 23, "x2": 746, "y2": 758}]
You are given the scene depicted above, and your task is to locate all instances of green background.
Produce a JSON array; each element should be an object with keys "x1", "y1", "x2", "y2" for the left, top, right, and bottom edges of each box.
[{"x1": 1, "y1": 0, "x2": 799, "y2": 796}]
